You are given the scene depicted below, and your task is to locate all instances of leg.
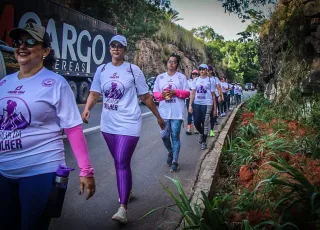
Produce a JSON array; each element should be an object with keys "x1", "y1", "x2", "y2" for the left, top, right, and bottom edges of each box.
[
  {"x1": 0, "y1": 174, "x2": 20, "y2": 230},
  {"x1": 20, "y1": 173, "x2": 55, "y2": 230},
  {"x1": 202, "y1": 105, "x2": 213, "y2": 144},
  {"x1": 102, "y1": 133, "x2": 139, "y2": 206},
  {"x1": 160, "y1": 120, "x2": 172, "y2": 153},
  {"x1": 192, "y1": 104, "x2": 203, "y2": 135},
  {"x1": 170, "y1": 120, "x2": 183, "y2": 163}
]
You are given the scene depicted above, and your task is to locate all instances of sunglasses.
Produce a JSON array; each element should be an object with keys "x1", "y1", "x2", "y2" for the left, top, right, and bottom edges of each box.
[
  {"x1": 192, "y1": 73, "x2": 198, "y2": 75},
  {"x1": 168, "y1": 60, "x2": 177, "y2": 64},
  {"x1": 110, "y1": 43, "x2": 125, "y2": 49},
  {"x1": 13, "y1": 39, "x2": 41, "y2": 48},
  {"x1": 199, "y1": 67, "x2": 207, "y2": 71}
]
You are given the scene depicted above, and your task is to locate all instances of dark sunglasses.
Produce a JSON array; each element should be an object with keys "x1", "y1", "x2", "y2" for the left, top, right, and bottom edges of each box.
[
  {"x1": 110, "y1": 43, "x2": 125, "y2": 49},
  {"x1": 192, "y1": 73, "x2": 198, "y2": 75},
  {"x1": 13, "y1": 39, "x2": 41, "y2": 48},
  {"x1": 199, "y1": 67, "x2": 207, "y2": 71},
  {"x1": 168, "y1": 60, "x2": 177, "y2": 64}
]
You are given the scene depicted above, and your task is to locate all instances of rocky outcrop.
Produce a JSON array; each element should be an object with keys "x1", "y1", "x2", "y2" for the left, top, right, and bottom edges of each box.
[
  {"x1": 127, "y1": 39, "x2": 206, "y2": 78},
  {"x1": 259, "y1": 0, "x2": 320, "y2": 101}
]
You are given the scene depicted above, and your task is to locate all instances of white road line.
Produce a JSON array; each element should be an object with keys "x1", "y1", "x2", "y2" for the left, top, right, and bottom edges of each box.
[{"x1": 62, "y1": 111, "x2": 153, "y2": 138}]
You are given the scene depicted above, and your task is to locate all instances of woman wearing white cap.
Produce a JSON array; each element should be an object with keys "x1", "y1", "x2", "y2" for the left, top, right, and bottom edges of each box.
[
  {"x1": 82, "y1": 35, "x2": 165, "y2": 224},
  {"x1": 189, "y1": 64, "x2": 217, "y2": 150}
]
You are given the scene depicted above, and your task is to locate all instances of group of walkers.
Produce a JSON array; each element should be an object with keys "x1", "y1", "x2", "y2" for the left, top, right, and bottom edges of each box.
[{"x1": 0, "y1": 22, "x2": 244, "y2": 229}]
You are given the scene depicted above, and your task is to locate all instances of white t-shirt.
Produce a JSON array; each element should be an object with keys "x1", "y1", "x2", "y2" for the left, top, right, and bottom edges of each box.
[
  {"x1": 153, "y1": 72, "x2": 189, "y2": 120},
  {"x1": 234, "y1": 86, "x2": 238, "y2": 95},
  {"x1": 90, "y1": 62, "x2": 148, "y2": 137},
  {"x1": 237, "y1": 86, "x2": 243, "y2": 95},
  {"x1": 210, "y1": 76, "x2": 219, "y2": 97},
  {"x1": 221, "y1": 82, "x2": 229, "y2": 93},
  {"x1": 191, "y1": 77, "x2": 215, "y2": 105},
  {"x1": 187, "y1": 79, "x2": 193, "y2": 90},
  {"x1": 0, "y1": 68, "x2": 82, "y2": 178}
]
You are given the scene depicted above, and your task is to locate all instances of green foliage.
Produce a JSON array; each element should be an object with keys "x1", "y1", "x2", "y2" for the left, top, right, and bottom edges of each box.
[
  {"x1": 191, "y1": 26, "x2": 225, "y2": 42},
  {"x1": 156, "y1": 21, "x2": 207, "y2": 62},
  {"x1": 142, "y1": 177, "x2": 231, "y2": 230},
  {"x1": 246, "y1": 93, "x2": 270, "y2": 112}
]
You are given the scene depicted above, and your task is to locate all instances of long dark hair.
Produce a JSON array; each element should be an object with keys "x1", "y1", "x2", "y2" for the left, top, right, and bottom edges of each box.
[{"x1": 42, "y1": 32, "x2": 56, "y2": 70}]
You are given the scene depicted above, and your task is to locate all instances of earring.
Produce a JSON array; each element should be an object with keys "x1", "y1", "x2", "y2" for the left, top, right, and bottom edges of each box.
[{"x1": 43, "y1": 56, "x2": 46, "y2": 59}]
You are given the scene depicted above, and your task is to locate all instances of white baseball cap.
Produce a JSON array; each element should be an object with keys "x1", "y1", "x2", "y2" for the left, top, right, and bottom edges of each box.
[
  {"x1": 109, "y1": 35, "x2": 127, "y2": 47},
  {"x1": 199, "y1": 64, "x2": 208, "y2": 69}
]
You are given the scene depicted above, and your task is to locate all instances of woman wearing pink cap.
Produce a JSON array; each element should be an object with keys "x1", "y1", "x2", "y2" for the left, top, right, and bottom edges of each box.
[{"x1": 82, "y1": 35, "x2": 165, "y2": 224}]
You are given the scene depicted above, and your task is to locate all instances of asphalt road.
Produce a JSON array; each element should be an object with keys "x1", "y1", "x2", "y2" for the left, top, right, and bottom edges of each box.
[{"x1": 50, "y1": 91, "x2": 256, "y2": 230}]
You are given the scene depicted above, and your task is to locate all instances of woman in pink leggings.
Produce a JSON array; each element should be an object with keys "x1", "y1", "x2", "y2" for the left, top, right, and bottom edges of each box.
[{"x1": 82, "y1": 35, "x2": 165, "y2": 224}]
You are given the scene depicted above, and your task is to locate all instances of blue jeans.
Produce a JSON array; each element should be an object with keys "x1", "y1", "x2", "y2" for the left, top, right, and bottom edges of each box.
[
  {"x1": 0, "y1": 172, "x2": 55, "y2": 230},
  {"x1": 161, "y1": 119, "x2": 183, "y2": 163}
]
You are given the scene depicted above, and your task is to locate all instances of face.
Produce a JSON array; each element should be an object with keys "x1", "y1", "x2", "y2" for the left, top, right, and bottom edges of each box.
[
  {"x1": 191, "y1": 73, "x2": 198, "y2": 79},
  {"x1": 208, "y1": 70, "x2": 213, "y2": 76},
  {"x1": 221, "y1": 78, "x2": 225, "y2": 82},
  {"x1": 14, "y1": 33, "x2": 49, "y2": 68},
  {"x1": 167, "y1": 57, "x2": 178, "y2": 71},
  {"x1": 110, "y1": 41, "x2": 126, "y2": 60},
  {"x1": 198, "y1": 67, "x2": 208, "y2": 77}
]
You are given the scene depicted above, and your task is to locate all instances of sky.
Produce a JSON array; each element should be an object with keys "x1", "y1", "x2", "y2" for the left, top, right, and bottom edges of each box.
[{"x1": 170, "y1": 0, "x2": 272, "y2": 41}]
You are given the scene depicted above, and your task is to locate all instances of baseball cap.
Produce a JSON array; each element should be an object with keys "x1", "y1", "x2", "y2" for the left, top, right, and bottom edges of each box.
[
  {"x1": 208, "y1": 65, "x2": 214, "y2": 71},
  {"x1": 9, "y1": 22, "x2": 46, "y2": 42},
  {"x1": 109, "y1": 35, "x2": 127, "y2": 47},
  {"x1": 199, "y1": 64, "x2": 208, "y2": 69},
  {"x1": 192, "y1": 69, "x2": 199, "y2": 74}
]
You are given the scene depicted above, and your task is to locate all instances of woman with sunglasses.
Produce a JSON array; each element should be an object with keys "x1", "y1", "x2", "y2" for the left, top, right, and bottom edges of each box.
[
  {"x1": 186, "y1": 69, "x2": 199, "y2": 135},
  {"x1": 189, "y1": 64, "x2": 217, "y2": 150},
  {"x1": 153, "y1": 53, "x2": 190, "y2": 172},
  {"x1": 82, "y1": 35, "x2": 165, "y2": 224},
  {"x1": 0, "y1": 23, "x2": 96, "y2": 230}
]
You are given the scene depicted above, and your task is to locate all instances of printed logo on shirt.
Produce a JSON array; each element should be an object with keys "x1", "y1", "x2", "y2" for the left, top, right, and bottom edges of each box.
[
  {"x1": 195, "y1": 80, "x2": 210, "y2": 100},
  {"x1": 42, "y1": 79, "x2": 56, "y2": 87},
  {"x1": 110, "y1": 72, "x2": 119, "y2": 79},
  {"x1": 8, "y1": 85, "x2": 25, "y2": 95},
  {"x1": 0, "y1": 97, "x2": 31, "y2": 152},
  {"x1": 160, "y1": 75, "x2": 164, "y2": 79},
  {"x1": 0, "y1": 80, "x2": 6, "y2": 86},
  {"x1": 102, "y1": 81, "x2": 125, "y2": 110}
]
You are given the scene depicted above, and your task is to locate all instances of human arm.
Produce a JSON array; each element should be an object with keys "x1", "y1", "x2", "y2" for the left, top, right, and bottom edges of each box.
[
  {"x1": 64, "y1": 125, "x2": 96, "y2": 200},
  {"x1": 189, "y1": 89, "x2": 195, "y2": 113},
  {"x1": 81, "y1": 65, "x2": 103, "y2": 123},
  {"x1": 140, "y1": 93, "x2": 165, "y2": 130},
  {"x1": 211, "y1": 92, "x2": 217, "y2": 116}
]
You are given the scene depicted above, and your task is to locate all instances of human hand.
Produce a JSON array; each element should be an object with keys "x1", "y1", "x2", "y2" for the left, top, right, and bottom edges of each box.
[
  {"x1": 189, "y1": 106, "x2": 193, "y2": 113},
  {"x1": 218, "y1": 96, "x2": 221, "y2": 103},
  {"x1": 158, "y1": 118, "x2": 166, "y2": 130},
  {"x1": 79, "y1": 177, "x2": 96, "y2": 200},
  {"x1": 213, "y1": 110, "x2": 217, "y2": 117},
  {"x1": 81, "y1": 110, "x2": 90, "y2": 124}
]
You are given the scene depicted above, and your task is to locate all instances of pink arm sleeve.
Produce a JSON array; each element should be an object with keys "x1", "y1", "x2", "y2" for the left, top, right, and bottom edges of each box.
[
  {"x1": 175, "y1": 90, "x2": 190, "y2": 99},
  {"x1": 153, "y1": 92, "x2": 165, "y2": 101},
  {"x1": 64, "y1": 125, "x2": 94, "y2": 177}
]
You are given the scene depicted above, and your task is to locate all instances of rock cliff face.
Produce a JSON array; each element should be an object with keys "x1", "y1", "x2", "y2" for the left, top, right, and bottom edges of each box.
[
  {"x1": 259, "y1": 0, "x2": 320, "y2": 102},
  {"x1": 128, "y1": 39, "x2": 205, "y2": 78}
]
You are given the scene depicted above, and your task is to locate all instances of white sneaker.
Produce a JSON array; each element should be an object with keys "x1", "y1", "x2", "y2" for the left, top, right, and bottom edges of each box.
[{"x1": 112, "y1": 207, "x2": 128, "y2": 224}]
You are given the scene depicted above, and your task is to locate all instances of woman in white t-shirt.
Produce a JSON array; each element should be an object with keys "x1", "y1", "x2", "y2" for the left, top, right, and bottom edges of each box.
[
  {"x1": 186, "y1": 69, "x2": 199, "y2": 135},
  {"x1": 189, "y1": 64, "x2": 217, "y2": 150},
  {"x1": 0, "y1": 23, "x2": 95, "y2": 230},
  {"x1": 220, "y1": 77, "x2": 229, "y2": 116},
  {"x1": 82, "y1": 35, "x2": 165, "y2": 224},
  {"x1": 153, "y1": 53, "x2": 190, "y2": 172}
]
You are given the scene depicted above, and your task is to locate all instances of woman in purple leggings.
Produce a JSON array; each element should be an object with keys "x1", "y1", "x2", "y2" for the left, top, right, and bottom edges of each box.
[{"x1": 82, "y1": 35, "x2": 165, "y2": 224}]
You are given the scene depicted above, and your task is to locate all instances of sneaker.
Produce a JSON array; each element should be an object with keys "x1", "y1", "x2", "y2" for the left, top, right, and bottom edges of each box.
[
  {"x1": 112, "y1": 207, "x2": 128, "y2": 224},
  {"x1": 209, "y1": 130, "x2": 215, "y2": 137},
  {"x1": 201, "y1": 142, "x2": 207, "y2": 150},
  {"x1": 118, "y1": 191, "x2": 133, "y2": 203},
  {"x1": 167, "y1": 152, "x2": 173, "y2": 166},
  {"x1": 194, "y1": 128, "x2": 199, "y2": 134},
  {"x1": 170, "y1": 162, "x2": 179, "y2": 172},
  {"x1": 198, "y1": 134, "x2": 203, "y2": 144},
  {"x1": 186, "y1": 128, "x2": 192, "y2": 135}
]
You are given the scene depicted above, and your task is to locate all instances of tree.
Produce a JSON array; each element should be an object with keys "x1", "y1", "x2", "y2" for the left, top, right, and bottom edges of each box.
[
  {"x1": 165, "y1": 9, "x2": 183, "y2": 22},
  {"x1": 191, "y1": 26, "x2": 224, "y2": 42}
]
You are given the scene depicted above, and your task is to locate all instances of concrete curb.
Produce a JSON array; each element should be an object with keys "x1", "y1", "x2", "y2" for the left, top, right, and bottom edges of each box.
[{"x1": 176, "y1": 103, "x2": 242, "y2": 229}]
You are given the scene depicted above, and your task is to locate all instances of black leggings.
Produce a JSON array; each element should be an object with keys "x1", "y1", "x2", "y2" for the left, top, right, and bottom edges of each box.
[
  {"x1": 193, "y1": 104, "x2": 213, "y2": 143},
  {"x1": 222, "y1": 92, "x2": 228, "y2": 113},
  {"x1": 210, "y1": 97, "x2": 218, "y2": 130}
]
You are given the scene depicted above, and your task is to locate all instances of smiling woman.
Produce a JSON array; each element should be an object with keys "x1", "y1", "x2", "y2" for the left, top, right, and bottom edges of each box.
[{"x1": 0, "y1": 22, "x2": 96, "y2": 230}]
